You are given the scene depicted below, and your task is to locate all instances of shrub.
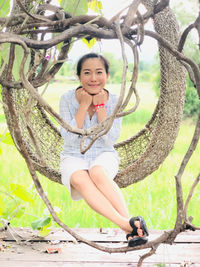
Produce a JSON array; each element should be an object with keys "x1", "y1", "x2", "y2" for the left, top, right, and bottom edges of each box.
[{"x1": 183, "y1": 83, "x2": 200, "y2": 119}]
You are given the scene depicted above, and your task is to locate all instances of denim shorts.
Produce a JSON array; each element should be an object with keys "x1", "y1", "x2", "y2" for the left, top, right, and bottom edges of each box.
[{"x1": 60, "y1": 152, "x2": 120, "y2": 201}]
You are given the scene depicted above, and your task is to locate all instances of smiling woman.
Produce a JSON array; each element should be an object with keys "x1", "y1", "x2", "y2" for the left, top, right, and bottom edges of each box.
[{"x1": 59, "y1": 52, "x2": 149, "y2": 247}]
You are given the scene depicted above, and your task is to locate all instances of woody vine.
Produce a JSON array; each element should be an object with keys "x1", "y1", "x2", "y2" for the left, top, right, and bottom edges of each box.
[{"x1": 0, "y1": 0, "x2": 200, "y2": 266}]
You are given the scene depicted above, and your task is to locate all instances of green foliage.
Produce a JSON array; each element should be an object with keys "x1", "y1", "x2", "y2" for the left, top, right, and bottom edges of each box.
[
  {"x1": 150, "y1": 59, "x2": 199, "y2": 118},
  {"x1": 0, "y1": 44, "x2": 31, "y2": 81},
  {"x1": 12, "y1": 45, "x2": 31, "y2": 81},
  {"x1": 31, "y1": 216, "x2": 51, "y2": 230},
  {"x1": 10, "y1": 183, "x2": 34, "y2": 204},
  {"x1": 0, "y1": 132, "x2": 14, "y2": 155},
  {"x1": 0, "y1": 132, "x2": 14, "y2": 145},
  {"x1": 0, "y1": 43, "x2": 10, "y2": 69},
  {"x1": 102, "y1": 52, "x2": 134, "y2": 83},
  {"x1": 0, "y1": 183, "x2": 33, "y2": 224},
  {"x1": 0, "y1": 113, "x2": 199, "y2": 230},
  {"x1": 60, "y1": 0, "x2": 88, "y2": 16},
  {"x1": 183, "y1": 78, "x2": 200, "y2": 119},
  {"x1": 0, "y1": 195, "x2": 6, "y2": 216},
  {"x1": 122, "y1": 109, "x2": 152, "y2": 126},
  {"x1": 171, "y1": 0, "x2": 197, "y2": 28},
  {"x1": 88, "y1": 0, "x2": 102, "y2": 13},
  {"x1": 0, "y1": 1, "x2": 10, "y2": 17},
  {"x1": 0, "y1": 179, "x2": 54, "y2": 236}
]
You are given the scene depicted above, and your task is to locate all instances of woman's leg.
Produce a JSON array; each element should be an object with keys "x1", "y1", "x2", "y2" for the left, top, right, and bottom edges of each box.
[
  {"x1": 89, "y1": 166, "x2": 130, "y2": 219},
  {"x1": 89, "y1": 166, "x2": 133, "y2": 237},
  {"x1": 70, "y1": 170, "x2": 133, "y2": 233}
]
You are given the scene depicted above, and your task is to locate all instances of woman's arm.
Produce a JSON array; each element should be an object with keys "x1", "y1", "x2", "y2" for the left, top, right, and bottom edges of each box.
[
  {"x1": 59, "y1": 93, "x2": 81, "y2": 142},
  {"x1": 99, "y1": 93, "x2": 122, "y2": 145},
  {"x1": 75, "y1": 88, "x2": 92, "y2": 128}
]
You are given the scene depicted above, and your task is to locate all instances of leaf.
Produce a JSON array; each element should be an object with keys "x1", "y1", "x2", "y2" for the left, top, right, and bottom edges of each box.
[
  {"x1": 13, "y1": 206, "x2": 25, "y2": 219},
  {"x1": 1, "y1": 200, "x2": 18, "y2": 219},
  {"x1": 0, "y1": 145, "x2": 2, "y2": 155},
  {"x1": 82, "y1": 38, "x2": 97, "y2": 49},
  {"x1": 12, "y1": 45, "x2": 31, "y2": 81},
  {"x1": 0, "y1": 1, "x2": 10, "y2": 17},
  {"x1": 39, "y1": 227, "x2": 51, "y2": 237},
  {"x1": 60, "y1": 0, "x2": 88, "y2": 16},
  {"x1": 96, "y1": 1, "x2": 102, "y2": 11},
  {"x1": 39, "y1": 221, "x2": 52, "y2": 237},
  {"x1": 57, "y1": 41, "x2": 64, "y2": 52},
  {"x1": 1, "y1": 132, "x2": 14, "y2": 145},
  {"x1": 88, "y1": 0, "x2": 102, "y2": 13},
  {"x1": 10, "y1": 184, "x2": 34, "y2": 204},
  {"x1": 31, "y1": 216, "x2": 51, "y2": 230}
]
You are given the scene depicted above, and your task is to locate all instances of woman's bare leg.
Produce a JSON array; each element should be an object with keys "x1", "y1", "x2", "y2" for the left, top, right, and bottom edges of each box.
[
  {"x1": 70, "y1": 170, "x2": 133, "y2": 233},
  {"x1": 89, "y1": 166, "x2": 145, "y2": 239},
  {"x1": 89, "y1": 166, "x2": 130, "y2": 218}
]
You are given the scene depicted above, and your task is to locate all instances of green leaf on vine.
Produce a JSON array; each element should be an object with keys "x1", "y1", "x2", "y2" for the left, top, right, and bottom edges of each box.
[
  {"x1": 31, "y1": 216, "x2": 51, "y2": 230},
  {"x1": 10, "y1": 184, "x2": 34, "y2": 204},
  {"x1": 60, "y1": 0, "x2": 88, "y2": 16},
  {"x1": 39, "y1": 221, "x2": 52, "y2": 237},
  {"x1": 82, "y1": 38, "x2": 97, "y2": 49}
]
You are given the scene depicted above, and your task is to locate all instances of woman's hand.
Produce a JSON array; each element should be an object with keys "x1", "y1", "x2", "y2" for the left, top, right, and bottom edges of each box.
[
  {"x1": 77, "y1": 88, "x2": 93, "y2": 109},
  {"x1": 92, "y1": 90, "x2": 107, "y2": 105}
]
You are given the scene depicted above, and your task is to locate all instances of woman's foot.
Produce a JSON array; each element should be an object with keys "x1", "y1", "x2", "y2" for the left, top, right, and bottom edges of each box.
[{"x1": 126, "y1": 216, "x2": 149, "y2": 247}]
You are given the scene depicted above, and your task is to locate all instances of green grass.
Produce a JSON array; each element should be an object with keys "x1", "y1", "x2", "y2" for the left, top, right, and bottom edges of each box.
[{"x1": 0, "y1": 82, "x2": 199, "y2": 230}]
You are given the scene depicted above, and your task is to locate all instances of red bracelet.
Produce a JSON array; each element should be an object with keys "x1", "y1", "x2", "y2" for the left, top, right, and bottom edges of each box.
[{"x1": 93, "y1": 103, "x2": 106, "y2": 112}]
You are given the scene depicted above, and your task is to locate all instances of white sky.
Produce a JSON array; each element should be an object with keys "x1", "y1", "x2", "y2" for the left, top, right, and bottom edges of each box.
[
  {"x1": 55, "y1": 0, "x2": 198, "y2": 63},
  {"x1": 68, "y1": 0, "x2": 157, "y2": 63}
]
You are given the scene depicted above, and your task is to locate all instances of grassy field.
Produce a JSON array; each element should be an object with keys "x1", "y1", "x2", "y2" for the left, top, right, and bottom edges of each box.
[{"x1": 0, "y1": 81, "x2": 199, "y2": 231}]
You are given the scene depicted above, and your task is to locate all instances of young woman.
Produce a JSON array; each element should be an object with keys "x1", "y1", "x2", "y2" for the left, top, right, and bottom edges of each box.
[{"x1": 59, "y1": 53, "x2": 148, "y2": 247}]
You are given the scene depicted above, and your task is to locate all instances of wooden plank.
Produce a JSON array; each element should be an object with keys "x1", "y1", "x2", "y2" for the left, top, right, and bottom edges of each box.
[
  {"x1": 1, "y1": 228, "x2": 200, "y2": 266},
  {"x1": 1, "y1": 228, "x2": 200, "y2": 243},
  {"x1": 0, "y1": 261, "x2": 153, "y2": 267},
  {"x1": 0, "y1": 241, "x2": 200, "y2": 265}
]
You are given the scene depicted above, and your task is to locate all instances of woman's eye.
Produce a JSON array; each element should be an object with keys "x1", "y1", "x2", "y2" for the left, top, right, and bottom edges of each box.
[
  {"x1": 97, "y1": 71, "x2": 103, "y2": 74},
  {"x1": 84, "y1": 71, "x2": 90, "y2": 75}
]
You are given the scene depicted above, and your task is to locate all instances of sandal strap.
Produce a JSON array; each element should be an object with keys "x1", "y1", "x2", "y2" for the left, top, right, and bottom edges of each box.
[
  {"x1": 129, "y1": 216, "x2": 149, "y2": 237},
  {"x1": 126, "y1": 233, "x2": 133, "y2": 240}
]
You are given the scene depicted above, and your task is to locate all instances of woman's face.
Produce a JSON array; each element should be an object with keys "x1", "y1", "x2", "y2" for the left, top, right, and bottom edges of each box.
[{"x1": 79, "y1": 58, "x2": 109, "y2": 95}]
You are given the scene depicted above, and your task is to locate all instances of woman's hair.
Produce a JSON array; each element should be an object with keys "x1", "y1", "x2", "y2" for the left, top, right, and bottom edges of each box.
[{"x1": 76, "y1": 53, "x2": 110, "y2": 76}]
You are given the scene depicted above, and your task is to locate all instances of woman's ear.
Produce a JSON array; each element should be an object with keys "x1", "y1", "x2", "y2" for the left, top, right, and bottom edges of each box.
[{"x1": 77, "y1": 74, "x2": 80, "y2": 81}]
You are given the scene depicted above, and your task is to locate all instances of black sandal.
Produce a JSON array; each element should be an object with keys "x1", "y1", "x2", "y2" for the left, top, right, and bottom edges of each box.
[
  {"x1": 126, "y1": 216, "x2": 149, "y2": 247},
  {"x1": 126, "y1": 234, "x2": 148, "y2": 247},
  {"x1": 129, "y1": 216, "x2": 149, "y2": 237}
]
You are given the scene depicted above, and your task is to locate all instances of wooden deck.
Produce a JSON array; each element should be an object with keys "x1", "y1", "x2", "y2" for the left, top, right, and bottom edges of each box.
[{"x1": 0, "y1": 228, "x2": 200, "y2": 267}]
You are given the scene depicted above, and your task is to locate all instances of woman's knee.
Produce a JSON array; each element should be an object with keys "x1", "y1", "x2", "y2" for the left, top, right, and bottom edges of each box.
[
  {"x1": 70, "y1": 170, "x2": 88, "y2": 190},
  {"x1": 89, "y1": 166, "x2": 107, "y2": 185}
]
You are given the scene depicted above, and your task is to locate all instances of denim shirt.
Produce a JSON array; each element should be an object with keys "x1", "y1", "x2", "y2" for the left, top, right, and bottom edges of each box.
[{"x1": 59, "y1": 89, "x2": 122, "y2": 160}]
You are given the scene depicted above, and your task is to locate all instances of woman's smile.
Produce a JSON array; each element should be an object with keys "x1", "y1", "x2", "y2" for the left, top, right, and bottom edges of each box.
[{"x1": 79, "y1": 58, "x2": 109, "y2": 94}]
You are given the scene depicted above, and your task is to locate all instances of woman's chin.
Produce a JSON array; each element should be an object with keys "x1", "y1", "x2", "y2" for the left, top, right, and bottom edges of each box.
[{"x1": 88, "y1": 90, "x2": 100, "y2": 95}]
